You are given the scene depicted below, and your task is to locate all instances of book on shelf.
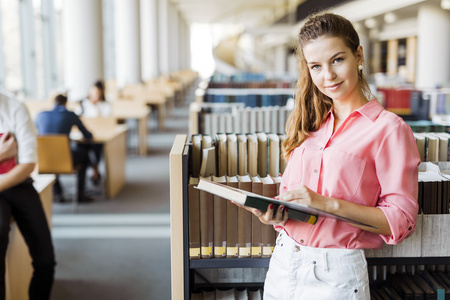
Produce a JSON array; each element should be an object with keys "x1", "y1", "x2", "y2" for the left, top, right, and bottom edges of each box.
[
  {"x1": 247, "y1": 133, "x2": 258, "y2": 177},
  {"x1": 199, "y1": 176, "x2": 214, "y2": 258},
  {"x1": 237, "y1": 133, "x2": 248, "y2": 176},
  {"x1": 188, "y1": 177, "x2": 201, "y2": 259},
  {"x1": 419, "y1": 269, "x2": 447, "y2": 298},
  {"x1": 227, "y1": 133, "x2": 238, "y2": 177},
  {"x1": 195, "y1": 178, "x2": 378, "y2": 228},
  {"x1": 418, "y1": 162, "x2": 450, "y2": 214},
  {"x1": 413, "y1": 133, "x2": 426, "y2": 162},
  {"x1": 256, "y1": 132, "x2": 268, "y2": 177},
  {"x1": 251, "y1": 176, "x2": 263, "y2": 258},
  {"x1": 213, "y1": 176, "x2": 227, "y2": 258},
  {"x1": 199, "y1": 146, "x2": 216, "y2": 177},
  {"x1": 267, "y1": 133, "x2": 280, "y2": 177},
  {"x1": 191, "y1": 134, "x2": 202, "y2": 177},
  {"x1": 237, "y1": 174, "x2": 252, "y2": 258},
  {"x1": 434, "y1": 132, "x2": 450, "y2": 162},
  {"x1": 260, "y1": 175, "x2": 277, "y2": 257},
  {"x1": 226, "y1": 176, "x2": 239, "y2": 257},
  {"x1": 427, "y1": 134, "x2": 439, "y2": 162},
  {"x1": 216, "y1": 132, "x2": 228, "y2": 177}
]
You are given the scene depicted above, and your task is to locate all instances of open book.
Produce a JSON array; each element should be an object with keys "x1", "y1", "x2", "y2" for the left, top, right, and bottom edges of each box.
[{"x1": 195, "y1": 179, "x2": 377, "y2": 228}]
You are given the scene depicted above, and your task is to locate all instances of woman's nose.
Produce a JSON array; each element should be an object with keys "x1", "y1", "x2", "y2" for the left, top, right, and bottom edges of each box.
[{"x1": 324, "y1": 66, "x2": 336, "y2": 81}]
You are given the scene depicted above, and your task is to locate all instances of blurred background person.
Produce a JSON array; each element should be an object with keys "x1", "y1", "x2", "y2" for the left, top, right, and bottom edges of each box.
[
  {"x1": 76, "y1": 80, "x2": 111, "y2": 185},
  {"x1": 35, "y1": 94, "x2": 93, "y2": 203}
]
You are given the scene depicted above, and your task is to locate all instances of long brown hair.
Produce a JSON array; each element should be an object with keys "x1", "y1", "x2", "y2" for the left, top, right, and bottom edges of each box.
[{"x1": 282, "y1": 12, "x2": 372, "y2": 160}]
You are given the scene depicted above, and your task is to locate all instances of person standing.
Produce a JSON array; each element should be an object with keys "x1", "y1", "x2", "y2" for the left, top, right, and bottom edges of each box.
[
  {"x1": 244, "y1": 12, "x2": 420, "y2": 299},
  {"x1": 35, "y1": 94, "x2": 93, "y2": 202},
  {"x1": 0, "y1": 92, "x2": 55, "y2": 299}
]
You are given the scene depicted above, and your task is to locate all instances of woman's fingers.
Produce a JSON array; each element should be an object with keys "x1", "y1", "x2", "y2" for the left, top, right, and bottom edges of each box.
[{"x1": 234, "y1": 202, "x2": 288, "y2": 226}]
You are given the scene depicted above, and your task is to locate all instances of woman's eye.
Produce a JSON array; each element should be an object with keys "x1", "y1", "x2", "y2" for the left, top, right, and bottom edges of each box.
[
  {"x1": 311, "y1": 65, "x2": 320, "y2": 70},
  {"x1": 333, "y1": 58, "x2": 343, "y2": 64}
]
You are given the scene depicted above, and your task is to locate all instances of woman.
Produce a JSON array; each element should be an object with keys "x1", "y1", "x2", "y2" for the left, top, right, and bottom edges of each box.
[
  {"x1": 0, "y1": 92, "x2": 56, "y2": 299},
  {"x1": 79, "y1": 80, "x2": 111, "y2": 185},
  {"x1": 79, "y1": 80, "x2": 111, "y2": 118},
  {"x1": 251, "y1": 13, "x2": 420, "y2": 299}
]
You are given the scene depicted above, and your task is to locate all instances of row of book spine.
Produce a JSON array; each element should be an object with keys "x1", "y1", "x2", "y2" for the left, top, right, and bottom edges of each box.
[
  {"x1": 369, "y1": 265, "x2": 450, "y2": 299},
  {"x1": 189, "y1": 132, "x2": 285, "y2": 259},
  {"x1": 426, "y1": 89, "x2": 450, "y2": 116},
  {"x1": 418, "y1": 162, "x2": 450, "y2": 214},
  {"x1": 377, "y1": 87, "x2": 415, "y2": 115},
  {"x1": 200, "y1": 106, "x2": 291, "y2": 137},
  {"x1": 377, "y1": 87, "x2": 432, "y2": 120},
  {"x1": 190, "y1": 267, "x2": 450, "y2": 299},
  {"x1": 207, "y1": 82, "x2": 292, "y2": 89},
  {"x1": 191, "y1": 288, "x2": 263, "y2": 300},
  {"x1": 203, "y1": 92, "x2": 292, "y2": 108},
  {"x1": 414, "y1": 132, "x2": 450, "y2": 162}
]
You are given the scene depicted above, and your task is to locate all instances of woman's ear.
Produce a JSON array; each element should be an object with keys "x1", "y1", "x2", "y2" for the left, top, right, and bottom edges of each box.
[{"x1": 356, "y1": 45, "x2": 364, "y2": 65}]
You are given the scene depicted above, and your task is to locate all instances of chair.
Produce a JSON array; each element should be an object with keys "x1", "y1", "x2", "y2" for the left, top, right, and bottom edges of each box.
[{"x1": 36, "y1": 135, "x2": 80, "y2": 210}]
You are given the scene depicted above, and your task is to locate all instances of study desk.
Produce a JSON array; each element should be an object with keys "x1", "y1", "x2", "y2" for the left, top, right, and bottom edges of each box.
[
  {"x1": 5, "y1": 174, "x2": 55, "y2": 300},
  {"x1": 112, "y1": 107, "x2": 150, "y2": 156},
  {"x1": 72, "y1": 124, "x2": 128, "y2": 198},
  {"x1": 96, "y1": 124, "x2": 128, "y2": 198}
]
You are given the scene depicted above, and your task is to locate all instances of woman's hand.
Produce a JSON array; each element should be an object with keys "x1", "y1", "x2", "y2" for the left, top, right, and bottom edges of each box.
[
  {"x1": 275, "y1": 185, "x2": 392, "y2": 235},
  {"x1": 276, "y1": 185, "x2": 336, "y2": 212},
  {"x1": 232, "y1": 202, "x2": 288, "y2": 227}
]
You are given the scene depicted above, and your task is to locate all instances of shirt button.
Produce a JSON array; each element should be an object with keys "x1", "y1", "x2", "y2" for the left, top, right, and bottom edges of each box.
[
  {"x1": 294, "y1": 245, "x2": 300, "y2": 252},
  {"x1": 300, "y1": 239, "x2": 304, "y2": 244},
  {"x1": 313, "y1": 169, "x2": 318, "y2": 173},
  {"x1": 408, "y1": 226, "x2": 412, "y2": 230},
  {"x1": 319, "y1": 147, "x2": 323, "y2": 150},
  {"x1": 312, "y1": 261, "x2": 316, "y2": 264}
]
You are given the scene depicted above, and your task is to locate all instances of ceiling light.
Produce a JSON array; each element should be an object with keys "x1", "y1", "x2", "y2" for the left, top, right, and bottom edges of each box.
[
  {"x1": 442, "y1": 0, "x2": 450, "y2": 10},
  {"x1": 384, "y1": 12, "x2": 397, "y2": 23}
]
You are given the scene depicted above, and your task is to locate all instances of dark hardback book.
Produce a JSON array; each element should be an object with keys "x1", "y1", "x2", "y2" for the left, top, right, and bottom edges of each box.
[
  {"x1": 195, "y1": 178, "x2": 377, "y2": 228},
  {"x1": 188, "y1": 176, "x2": 201, "y2": 259},
  {"x1": 409, "y1": 274, "x2": 436, "y2": 299}
]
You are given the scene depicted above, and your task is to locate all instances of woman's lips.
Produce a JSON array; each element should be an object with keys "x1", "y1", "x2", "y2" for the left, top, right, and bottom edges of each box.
[{"x1": 326, "y1": 82, "x2": 342, "y2": 91}]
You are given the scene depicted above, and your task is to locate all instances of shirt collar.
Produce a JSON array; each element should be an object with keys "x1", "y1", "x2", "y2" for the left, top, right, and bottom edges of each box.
[
  {"x1": 356, "y1": 99, "x2": 384, "y2": 121},
  {"x1": 53, "y1": 104, "x2": 68, "y2": 111}
]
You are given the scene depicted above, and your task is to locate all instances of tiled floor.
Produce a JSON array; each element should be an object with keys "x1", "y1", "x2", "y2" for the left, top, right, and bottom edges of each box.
[{"x1": 50, "y1": 88, "x2": 193, "y2": 300}]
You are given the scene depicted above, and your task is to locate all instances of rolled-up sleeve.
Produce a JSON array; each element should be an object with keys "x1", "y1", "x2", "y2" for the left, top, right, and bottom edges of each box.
[
  {"x1": 375, "y1": 121, "x2": 420, "y2": 244},
  {"x1": 15, "y1": 102, "x2": 38, "y2": 164}
]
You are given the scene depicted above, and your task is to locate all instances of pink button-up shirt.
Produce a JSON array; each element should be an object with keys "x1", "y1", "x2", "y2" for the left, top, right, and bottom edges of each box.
[{"x1": 280, "y1": 99, "x2": 420, "y2": 249}]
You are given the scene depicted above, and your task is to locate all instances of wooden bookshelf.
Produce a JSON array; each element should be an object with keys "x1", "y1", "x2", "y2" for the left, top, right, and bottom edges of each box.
[
  {"x1": 169, "y1": 134, "x2": 188, "y2": 300},
  {"x1": 169, "y1": 134, "x2": 450, "y2": 299}
]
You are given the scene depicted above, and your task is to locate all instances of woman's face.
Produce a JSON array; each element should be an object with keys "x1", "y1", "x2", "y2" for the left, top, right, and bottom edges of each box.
[
  {"x1": 89, "y1": 86, "x2": 102, "y2": 103},
  {"x1": 303, "y1": 36, "x2": 363, "y2": 103}
]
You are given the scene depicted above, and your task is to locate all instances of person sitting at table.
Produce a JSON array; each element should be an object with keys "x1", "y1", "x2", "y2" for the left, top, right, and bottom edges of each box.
[
  {"x1": 78, "y1": 79, "x2": 111, "y2": 118},
  {"x1": 34, "y1": 94, "x2": 93, "y2": 203},
  {"x1": 76, "y1": 80, "x2": 111, "y2": 185}
]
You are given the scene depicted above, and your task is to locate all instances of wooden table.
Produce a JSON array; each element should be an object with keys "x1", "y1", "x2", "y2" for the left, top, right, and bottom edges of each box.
[
  {"x1": 112, "y1": 107, "x2": 150, "y2": 156},
  {"x1": 96, "y1": 125, "x2": 128, "y2": 198},
  {"x1": 5, "y1": 174, "x2": 55, "y2": 300},
  {"x1": 72, "y1": 124, "x2": 128, "y2": 199}
]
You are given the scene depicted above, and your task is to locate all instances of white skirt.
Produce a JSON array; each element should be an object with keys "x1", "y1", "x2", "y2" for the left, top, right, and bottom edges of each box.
[{"x1": 263, "y1": 230, "x2": 370, "y2": 300}]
